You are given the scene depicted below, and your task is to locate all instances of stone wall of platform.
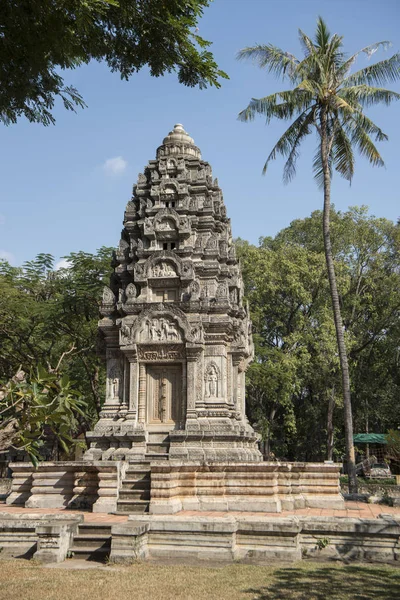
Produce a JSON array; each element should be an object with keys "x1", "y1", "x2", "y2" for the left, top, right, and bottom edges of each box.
[
  {"x1": 6, "y1": 462, "x2": 122, "y2": 513},
  {"x1": 113, "y1": 513, "x2": 400, "y2": 564},
  {"x1": 149, "y1": 461, "x2": 344, "y2": 514}
]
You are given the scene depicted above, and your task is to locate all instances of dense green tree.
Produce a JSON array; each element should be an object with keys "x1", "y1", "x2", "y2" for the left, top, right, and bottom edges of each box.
[
  {"x1": 0, "y1": 0, "x2": 227, "y2": 125},
  {"x1": 0, "y1": 248, "x2": 113, "y2": 423},
  {"x1": 238, "y1": 207, "x2": 400, "y2": 464},
  {"x1": 238, "y1": 17, "x2": 400, "y2": 492}
]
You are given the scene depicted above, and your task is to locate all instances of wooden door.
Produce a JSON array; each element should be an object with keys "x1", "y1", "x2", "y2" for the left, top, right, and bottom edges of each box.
[{"x1": 146, "y1": 365, "x2": 181, "y2": 425}]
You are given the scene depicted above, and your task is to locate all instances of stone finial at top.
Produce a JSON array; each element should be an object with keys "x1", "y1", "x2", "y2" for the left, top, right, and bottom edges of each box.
[{"x1": 157, "y1": 123, "x2": 202, "y2": 160}]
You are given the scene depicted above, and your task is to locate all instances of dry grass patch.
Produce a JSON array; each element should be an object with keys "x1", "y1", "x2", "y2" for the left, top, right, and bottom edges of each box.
[{"x1": 0, "y1": 559, "x2": 399, "y2": 600}]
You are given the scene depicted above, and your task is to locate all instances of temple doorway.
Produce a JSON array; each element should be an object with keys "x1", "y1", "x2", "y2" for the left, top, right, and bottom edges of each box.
[{"x1": 146, "y1": 364, "x2": 182, "y2": 427}]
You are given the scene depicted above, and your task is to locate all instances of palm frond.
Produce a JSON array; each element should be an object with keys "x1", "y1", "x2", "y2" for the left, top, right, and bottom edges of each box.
[
  {"x1": 343, "y1": 53, "x2": 400, "y2": 87},
  {"x1": 237, "y1": 44, "x2": 299, "y2": 80},
  {"x1": 283, "y1": 107, "x2": 317, "y2": 183},
  {"x1": 345, "y1": 115, "x2": 385, "y2": 166},
  {"x1": 332, "y1": 124, "x2": 355, "y2": 182},
  {"x1": 346, "y1": 111, "x2": 388, "y2": 142},
  {"x1": 262, "y1": 107, "x2": 316, "y2": 175},
  {"x1": 238, "y1": 89, "x2": 313, "y2": 123},
  {"x1": 339, "y1": 85, "x2": 400, "y2": 108},
  {"x1": 338, "y1": 41, "x2": 392, "y2": 79},
  {"x1": 313, "y1": 144, "x2": 332, "y2": 189},
  {"x1": 298, "y1": 29, "x2": 316, "y2": 57},
  {"x1": 314, "y1": 16, "x2": 330, "y2": 49}
]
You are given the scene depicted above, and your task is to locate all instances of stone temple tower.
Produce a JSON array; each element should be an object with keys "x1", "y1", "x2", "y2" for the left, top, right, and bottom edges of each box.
[{"x1": 85, "y1": 124, "x2": 261, "y2": 462}]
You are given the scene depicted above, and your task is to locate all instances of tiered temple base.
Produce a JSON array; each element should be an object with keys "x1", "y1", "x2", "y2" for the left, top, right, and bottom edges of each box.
[{"x1": 7, "y1": 460, "x2": 344, "y2": 513}]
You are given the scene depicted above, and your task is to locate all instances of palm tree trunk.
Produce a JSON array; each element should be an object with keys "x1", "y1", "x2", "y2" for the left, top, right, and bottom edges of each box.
[
  {"x1": 320, "y1": 107, "x2": 358, "y2": 494},
  {"x1": 327, "y1": 385, "x2": 335, "y2": 461}
]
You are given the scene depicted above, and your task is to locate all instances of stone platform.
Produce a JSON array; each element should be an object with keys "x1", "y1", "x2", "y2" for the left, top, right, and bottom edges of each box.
[
  {"x1": 6, "y1": 459, "x2": 345, "y2": 514},
  {"x1": 1, "y1": 502, "x2": 400, "y2": 565}
]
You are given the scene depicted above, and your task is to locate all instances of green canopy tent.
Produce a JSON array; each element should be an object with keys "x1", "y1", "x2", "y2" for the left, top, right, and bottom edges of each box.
[{"x1": 353, "y1": 434, "x2": 387, "y2": 444}]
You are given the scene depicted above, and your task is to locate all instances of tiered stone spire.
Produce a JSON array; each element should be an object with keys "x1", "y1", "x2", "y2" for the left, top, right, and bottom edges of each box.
[{"x1": 85, "y1": 124, "x2": 261, "y2": 462}]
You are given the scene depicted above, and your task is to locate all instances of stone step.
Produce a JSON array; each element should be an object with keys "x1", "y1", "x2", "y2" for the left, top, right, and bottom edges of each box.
[
  {"x1": 125, "y1": 465, "x2": 151, "y2": 475},
  {"x1": 121, "y1": 478, "x2": 151, "y2": 489},
  {"x1": 71, "y1": 534, "x2": 111, "y2": 549},
  {"x1": 124, "y1": 469, "x2": 151, "y2": 479},
  {"x1": 68, "y1": 546, "x2": 110, "y2": 561},
  {"x1": 118, "y1": 489, "x2": 150, "y2": 501},
  {"x1": 145, "y1": 453, "x2": 169, "y2": 460},
  {"x1": 116, "y1": 499, "x2": 149, "y2": 514},
  {"x1": 77, "y1": 524, "x2": 112, "y2": 537}
]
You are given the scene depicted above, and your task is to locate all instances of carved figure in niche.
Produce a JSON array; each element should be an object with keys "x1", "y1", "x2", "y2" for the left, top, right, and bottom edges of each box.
[
  {"x1": 138, "y1": 173, "x2": 147, "y2": 184},
  {"x1": 146, "y1": 198, "x2": 153, "y2": 209},
  {"x1": 102, "y1": 287, "x2": 115, "y2": 305},
  {"x1": 190, "y1": 280, "x2": 200, "y2": 300},
  {"x1": 112, "y1": 378, "x2": 119, "y2": 399},
  {"x1": 205, "y1": 363, "x2": 219, "y2": 398},
  {"x1": 204, "y1": 196, "x2": 212, "y2": 208},
  {"x1": 118, "y1": 288, "x2": 125, "y2": 303},
  {"x1": 197, "y1": 168, "x2": 205, "y2": 180},
  {"x1": 151, "y1": 170, "x2": 159, "y2": 180},
  {"x1": 157, "y1": 218, "x2": 175, "y2": 231},
  {"x1": 125, "y1": 283, "x2": 137, "y2": 301},
  {"x1": 216, "y1": 281, "x2": 229, "y2": 298},
  {"x1": 152, "y1": 262, "x2": 176, "y2": 277}
]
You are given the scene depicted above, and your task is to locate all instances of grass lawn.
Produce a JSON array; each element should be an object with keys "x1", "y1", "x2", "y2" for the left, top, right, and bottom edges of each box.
[{"x1": 0, "y1": 560, "x2": 399, "y2": 600}]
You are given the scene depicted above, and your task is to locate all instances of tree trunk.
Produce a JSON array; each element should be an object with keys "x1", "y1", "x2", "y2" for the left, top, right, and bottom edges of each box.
[
  {"x1": 327, "y1": 386, "x2": 335, "y2": 461},
  {"x1": 320, "y1": 107, "x2": 358, "y2": 493}
]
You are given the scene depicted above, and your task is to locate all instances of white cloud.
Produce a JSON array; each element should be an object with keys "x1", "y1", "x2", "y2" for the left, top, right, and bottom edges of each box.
[
  {"x1": 103, "y1": 156, "x2": 127, "y2": 176},
  {"x1": 55, "y1": 258, "x2": 71, "y2": 270},
  {"x1": 0, "y1": 250, "x2": 15, "y2": 264},
  {"x1": 0, "y1": 214, "x2": 5, "y2": 225}
]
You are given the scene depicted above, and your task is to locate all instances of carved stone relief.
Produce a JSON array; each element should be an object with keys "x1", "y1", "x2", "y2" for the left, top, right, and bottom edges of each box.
[
  {"x1": 204, "y1": 362, "x2": 221, "y2": 398},
  {"x1": 151, "y1": 262, "x2": 177, "y2": 278},
  {"x1": 139, "y1": 317, "x2": 182, "y2": 343}
]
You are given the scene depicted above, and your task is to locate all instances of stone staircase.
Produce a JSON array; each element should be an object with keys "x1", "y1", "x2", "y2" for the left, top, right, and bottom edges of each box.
[
  {"x1": 69, "y1": 523, "x2": 112, "y2": 562},
  {"x1": 116, "y1": 462, "x2": 151, "y2": 514}
]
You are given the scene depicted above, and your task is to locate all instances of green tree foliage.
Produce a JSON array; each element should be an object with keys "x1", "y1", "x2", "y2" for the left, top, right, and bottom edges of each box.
[
  {"x1": 238, "y1": 17, "x2": 400, "y2": 492},
  {"x1": 0, "y1": 248, "x2": 113, "y2": 426},
  {"x1": 0, "y1": 0, "x2": 227, "y2": 125},
  {"x1": 238, "y1": 207, "x2": 400, "y2": 463},
  {"x1": 0, "y1": 366, "x2": 86, "y2": 464}
]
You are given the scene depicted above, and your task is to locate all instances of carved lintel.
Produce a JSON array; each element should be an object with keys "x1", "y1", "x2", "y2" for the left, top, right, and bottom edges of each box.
[{"x1": 137, "y1": 344, "x2": 185, "y2": 361}]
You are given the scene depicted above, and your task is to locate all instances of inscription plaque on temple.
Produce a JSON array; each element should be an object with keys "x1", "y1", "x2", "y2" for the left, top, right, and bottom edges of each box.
[{"x1": 85, "y1": 124, "x2": 261, "y2": 462}]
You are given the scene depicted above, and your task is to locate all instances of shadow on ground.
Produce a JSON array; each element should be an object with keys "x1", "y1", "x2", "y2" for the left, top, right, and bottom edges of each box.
[{"x1": 243, "y1": 564, "x2": 400, "y2": 600}]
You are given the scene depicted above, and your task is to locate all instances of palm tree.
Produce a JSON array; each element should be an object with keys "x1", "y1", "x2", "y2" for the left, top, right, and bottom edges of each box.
[{"x1": 238, "y1": 17, "x2": 400, "y2": 493}]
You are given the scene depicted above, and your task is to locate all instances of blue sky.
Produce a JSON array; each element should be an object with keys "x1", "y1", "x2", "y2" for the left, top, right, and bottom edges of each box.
[{"x1": 0, "y1": 0, "x2": 399, "y2": 266}]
